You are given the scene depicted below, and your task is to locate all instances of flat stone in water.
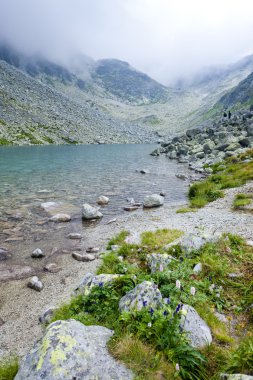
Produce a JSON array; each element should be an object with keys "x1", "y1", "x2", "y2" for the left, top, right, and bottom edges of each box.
[{"x1": 0, "y1": 264, "x2": 36, "y2": 282}]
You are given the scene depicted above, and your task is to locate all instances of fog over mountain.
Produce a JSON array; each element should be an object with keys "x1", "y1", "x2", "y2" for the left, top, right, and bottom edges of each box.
[{"x1": 1, "y1": 0, "x2": 253, "y2": 85}]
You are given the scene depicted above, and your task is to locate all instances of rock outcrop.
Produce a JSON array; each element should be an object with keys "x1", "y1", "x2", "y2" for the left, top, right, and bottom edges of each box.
[
  {"x1": 157, "y1": 109, "x2": 253, "y2": 172},
  {"x1": 180, "y1": 305, "x2": 212, "y2": 348},
  {"x1": 15, "y1": 320, "x2": 133, "y2": 380},
  {"x1": 119, "y1": 281, "x2": 163, "y2": 312}
]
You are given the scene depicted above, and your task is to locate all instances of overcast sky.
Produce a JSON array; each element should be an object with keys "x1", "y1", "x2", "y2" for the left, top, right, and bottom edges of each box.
[{"x1": 1, "y1": 0, "x2": 253, "y2": 84}]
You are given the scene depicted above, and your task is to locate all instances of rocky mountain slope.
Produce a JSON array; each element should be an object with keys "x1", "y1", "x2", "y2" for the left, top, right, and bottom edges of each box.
[
  {"x1": 218, "y1": 70, "x2": 253, "y2": 108},
  {"x1": 91, "y1": 59, "x2": 168, "y2": 104},
  {"x1": 1, "y1": 42, "x2": 253, "y2": 145},
  {"x1": 0, "y1": 60, "x2": 155, "y2": 145}
]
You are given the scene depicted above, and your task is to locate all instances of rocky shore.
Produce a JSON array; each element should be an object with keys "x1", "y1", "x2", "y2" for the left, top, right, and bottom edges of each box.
[
  {"x1": 0, "y1": 181, "x2": 253, "y2": 365},
  {"x1": 152, "y1": 108, "x2": 253, "y2": 173}
]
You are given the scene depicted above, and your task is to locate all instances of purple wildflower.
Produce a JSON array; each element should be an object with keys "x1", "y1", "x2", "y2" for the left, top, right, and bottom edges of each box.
[{"x1": 143, "y1": 300, "x2": 147, "y2": 307}]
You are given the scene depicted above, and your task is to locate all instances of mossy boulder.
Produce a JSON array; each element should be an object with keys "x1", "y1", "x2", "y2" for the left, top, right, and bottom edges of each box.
[{"x1": 15, "y1": 320, "x2": 133, "y2": 380}]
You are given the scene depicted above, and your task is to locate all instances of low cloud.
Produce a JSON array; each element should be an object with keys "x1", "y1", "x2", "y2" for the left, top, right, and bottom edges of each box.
[{"x1": 1, "y1": 0, "x2": 253, "y2": 84}]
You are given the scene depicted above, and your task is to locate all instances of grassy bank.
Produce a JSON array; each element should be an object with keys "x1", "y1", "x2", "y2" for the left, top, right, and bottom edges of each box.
[
  {"x1": 188, "y1": 149, "x2": 253, "y2": 208},
  {"x1": 51, "y1": 229, "x2": 253, "y2": 380}
]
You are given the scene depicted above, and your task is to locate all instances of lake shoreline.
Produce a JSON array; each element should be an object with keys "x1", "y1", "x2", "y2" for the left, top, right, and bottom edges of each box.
[{"x1": 0, "y1": 181, "x2": 253, "y2": 360}]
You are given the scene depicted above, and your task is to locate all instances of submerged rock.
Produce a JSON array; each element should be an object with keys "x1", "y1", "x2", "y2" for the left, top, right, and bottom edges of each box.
[
  {"x1": 119, "y1": 281, "x2": 163, "y2": 312},
  {"x1": 96, "y1": 195, "x2": 109, "y2": 205},
  {"x1": 40, "y1": 202, "x2": 59, "y2": 212},
  {"x1": 82, "y1": 203, "x2": 103, "y2": 220},
  {"x1": 143, "y1": 194, "x2": 164, "y2": 208},
  {"x1": 49, "y1": 213, "x2": 71, "y2": 222},
  {"x1": 180, "y1": 305, "x2": 212, "y2": 348},
  {"x1": 15, "y1": 320, "x2": 133, "y2": 380},
  {"x1": 0, "y1": 264, "x2": 36, "y2": 282}
]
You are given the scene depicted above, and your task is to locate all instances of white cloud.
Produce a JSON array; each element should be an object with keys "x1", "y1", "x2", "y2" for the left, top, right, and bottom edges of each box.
[{"x1": 1, "y1": 0, "x2": 253, "y2": 84}]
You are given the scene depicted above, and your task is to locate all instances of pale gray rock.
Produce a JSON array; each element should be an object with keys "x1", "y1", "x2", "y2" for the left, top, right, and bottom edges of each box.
[
  {"x1": 193, "y1": 263, "x2": 203, "y2": 274},
  {"x1": 143, "y1": 194, "x2": 164, "y2": 208},
  {"x1": 180, "y1": 232, "x2": 219, "y2": 253},
  {"x1": 49, "y1": 213, "x2": 71, "y2": 222},
  {"x1": 72, "y1": 253, "x2": 95, "y2": 262},
  {"x1": 96, "y1": 195, "x2": 109, "y2": 205},
  {"x1": 31, "y1": 248, "x2": 44, "y2": 258},
  {"x1": 180, "y1": 305, "x2": 212, "y2": 348},
  {"x1": 15, "y1": 320, "x2": 133, "y2": 380},
  {"x1": 82, "y1": 203, "x2": 103, "y2": 220},
  {"x1": 76, "y1": 273, "x2": 122, "y2": 295},
  {"x1": 119, "y1": 281, "x2": 163, "y2": 312},
  {"x1": 221, "y1": 375, "x2": 253, "y2": 380},
  {"x1": 27, "y1": 276, "x2": 43, "y2": 292},
  {"x1": 111, "y1": 245, "x2": 119, "y2": 251},
  {"x1": 147, "y1": 253, "x2": 175, "y2": 273},
  {"x1": 67, "y1": 233, "x2": 82, "y2": 240},
  {"x1": 214, "y1": 312, "x2": 228, "y2": 323}
]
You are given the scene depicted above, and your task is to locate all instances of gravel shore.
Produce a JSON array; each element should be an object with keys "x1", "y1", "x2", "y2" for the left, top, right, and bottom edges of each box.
[{"x1": 0, "y1": 182, "x2": 252, "y2": 359}]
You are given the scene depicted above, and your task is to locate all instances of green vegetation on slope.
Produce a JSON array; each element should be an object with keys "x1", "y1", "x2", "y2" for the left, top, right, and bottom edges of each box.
[
  {"x1": 188, "y1": 149, "x2": 253, "y2": 208},
  {"x1": 52, "y1": 229, "x2": 253, "y2": 380}
]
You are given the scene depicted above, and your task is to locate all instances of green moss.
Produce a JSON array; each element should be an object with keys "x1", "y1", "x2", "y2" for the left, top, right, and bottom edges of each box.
[
  {"x1": 233, "y1": 193, "x2": 253, "y2": 209},
  {"x1": 0, "y1": 357, "x2": 18, "y2": 380}
]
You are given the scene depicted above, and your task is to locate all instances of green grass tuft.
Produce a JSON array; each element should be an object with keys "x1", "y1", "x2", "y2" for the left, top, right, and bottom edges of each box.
[
  {"x1": 188, "y1": 149, "x2": 253, "y2": 208},
  {"x1": 141, "y1": 228, "x2": 182, "y2": 250},
  {"x1": 233, "y1": 193, "x2": 253, "y2": 209},
  {"x1": 106, "y1": 230, "x2": 129, "y2": 249},
  {"x1": 176, "y1": 207, "x2": 198, "y2": 213}
]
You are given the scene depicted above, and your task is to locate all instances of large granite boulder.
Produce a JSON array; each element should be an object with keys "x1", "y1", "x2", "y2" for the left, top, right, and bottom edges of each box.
[
  {"x1": 180, "y1": 305, "x2": 212, "y2": 348},
  {"x1": 75, "y1": 273, "x2": 122, "y2": 295},
  {"x1": 82, "y1": 203, "x2": 103, "y2": 220},
  {"x1": 143, "y1": 194, "x2": 164, "y2": 208},
  {"x1": 15, "y1": 320, "x2": 133, "y2": 380},
  {"x1": 147, "y1": 253, "x2": 175, "y2": 273},
  {"x1": 119, "y1": 281, "x2": 163, "y2": 312}
]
